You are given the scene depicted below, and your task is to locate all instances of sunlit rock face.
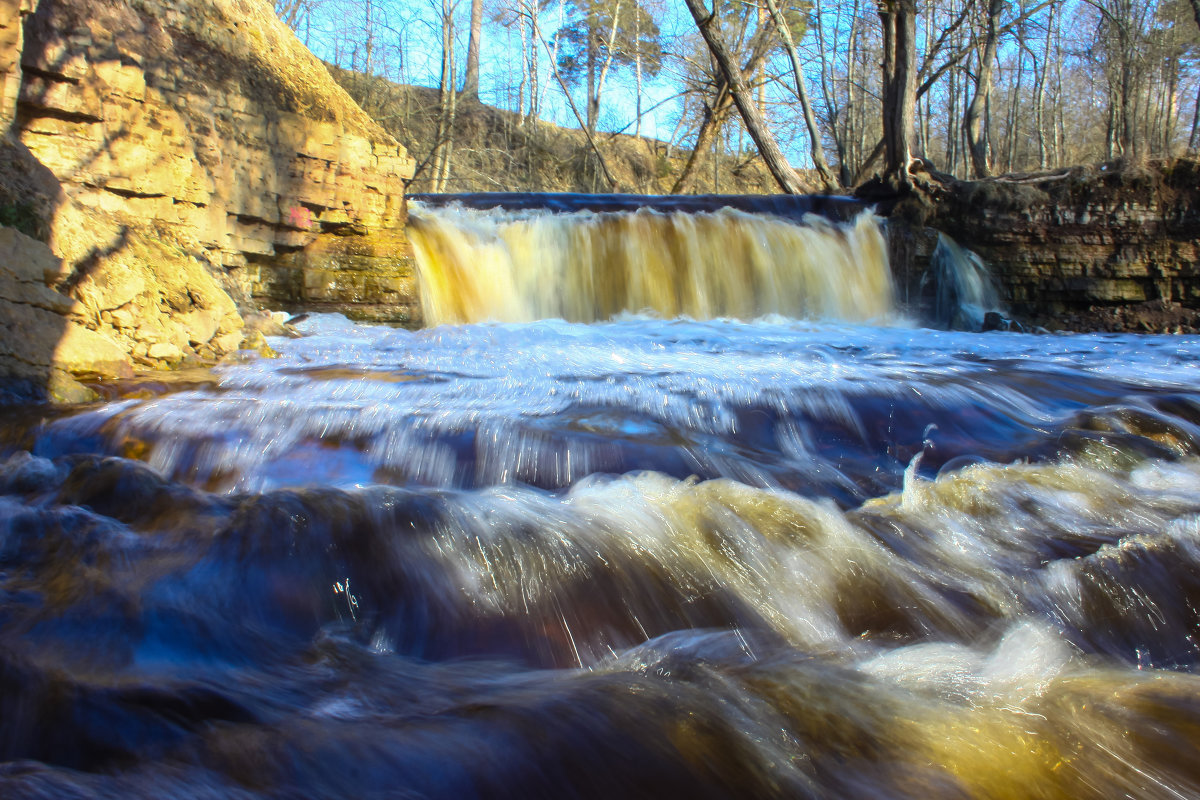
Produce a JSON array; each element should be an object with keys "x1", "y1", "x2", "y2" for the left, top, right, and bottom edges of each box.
[{"x1": 0, "y1": 0, "x2": 415, "y2": 387}]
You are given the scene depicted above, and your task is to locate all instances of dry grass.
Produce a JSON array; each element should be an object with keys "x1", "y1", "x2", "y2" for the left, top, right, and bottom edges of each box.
[{"x1": 334, "y1": 71, "x2": 794, "y2": 195}]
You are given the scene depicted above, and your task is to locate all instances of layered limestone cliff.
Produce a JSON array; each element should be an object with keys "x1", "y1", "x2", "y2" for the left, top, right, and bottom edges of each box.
[
  {"x1": 888, "y1": 160, "x2": 1200, "y2": 331},
  {"x1": 0, "y1": 0, "x2": 415, "y2": 401}
]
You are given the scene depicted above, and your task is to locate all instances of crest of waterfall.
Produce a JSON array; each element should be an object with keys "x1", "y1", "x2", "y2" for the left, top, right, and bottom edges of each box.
[
  {"x1": 408, "y1": 204, "x2": 894, "y2": 325},
  {"x1": 928, "y1": 233, "x2": 1006, "y2": 330}
]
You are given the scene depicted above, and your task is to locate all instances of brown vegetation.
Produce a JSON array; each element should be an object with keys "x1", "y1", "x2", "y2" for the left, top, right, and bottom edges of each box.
[{"x1": 332, "y1": 70, "x2": 799, "y2": 195}]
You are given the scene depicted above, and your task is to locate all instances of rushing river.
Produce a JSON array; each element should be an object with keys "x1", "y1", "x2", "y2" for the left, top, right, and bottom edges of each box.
[{"x1": 3, "y1": 205, "x2": 1200, "y2": 798}]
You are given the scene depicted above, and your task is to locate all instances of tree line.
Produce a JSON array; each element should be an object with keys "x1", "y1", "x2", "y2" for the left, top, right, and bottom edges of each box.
[{"x1": 278, "y1": 0, "x2": 1200, "y2": 192}]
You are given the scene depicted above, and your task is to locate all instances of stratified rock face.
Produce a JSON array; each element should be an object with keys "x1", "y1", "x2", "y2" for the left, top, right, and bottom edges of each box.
[
  {"x1": 18, "y1": 0, "x2": 413, "y2": 265},
  {"x1": 0, "y1": 1, "x2": 33, "y2": 128},
  {"x1": 901, "y1": 161, "x2": 1200, "y2": 326},
  {"x1": 0, "y1": 0, "x2": 416, "y2": 396},
  {"x1": 0, "y1": 225, "x2": 126, "y2": 402},
  {"x1": 255, "y1": 229, "x2": 421, "y2": 324}
]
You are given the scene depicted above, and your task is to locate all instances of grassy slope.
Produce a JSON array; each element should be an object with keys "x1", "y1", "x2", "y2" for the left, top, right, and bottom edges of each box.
[{"x1": 331, "y1": 70, "x2": 804, "y2": 195}]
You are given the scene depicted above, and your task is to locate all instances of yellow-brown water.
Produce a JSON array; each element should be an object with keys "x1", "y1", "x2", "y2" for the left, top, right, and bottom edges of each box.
[
  {"x1": 409, "y1": 205, "x2": 893, "y2": 324},
  {"x1": 3, "y1": 219, "x2": 1200, "y2": 797}
]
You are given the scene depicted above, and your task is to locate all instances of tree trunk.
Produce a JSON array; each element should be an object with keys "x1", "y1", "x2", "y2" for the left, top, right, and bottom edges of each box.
[
  {"x1": 1188, "y1": 0, "x2": 1200, "y2": 153},
  {"x1": 813, "y1": 0, "x2": 850, "y2": 184},
  {"x1": 586, "y1": 11, "x2": 598, "y2": 135},
  {"x1": 634, "y1": 4, "x2": 643, "y2": 137},
  {"x1": 683, "y1": 0, "x2": 809, "y2": 194},
  {"x1": 1105, "y1": 82, "x2": 1118, "y2": 160},
  {"x1": 434, "y1": 0, "x2": 458, "y2": 192},
  {"x1": 1007, "y1": 39, "x2": 1023, "y2": 172},
  {"x1": 848, "y1": 3, "x2": 864, "y2": 173},
  {"x1": 964, "y1": 0, "x2": 1002, "y2": 179},
  {"x1": 518, "y1": 5, "x2": 530, "y2": 123},
  {"x1": 763, "y1": 0, "x2": 838, "y2": 190},
  {"x1": 878, "y1": 0, "x2": 919, "y2": 188},
  {"x1": 1118, "y1": 25, "x2": 1135, "y2": 158},
  {"x1": 671, "y1": 89, "x2": 734, "y2": 194},
  {"x1": 592, "y1": 0, "x2": 623, "y2": 137},
  {"x1": 462, "y1": 0, "x2": 483, "y2": 100},
  {"x1": 672, "y1": 28, "x2": 774, "y2": 194},
  {"x1": 756, "y1": 1, "x2": 766, "y2": 115},
  {"x1": 1035, "y1": 3, "x2": 1053, "y2": 169},
  {"x1": 1189, "y1": 79, "x2": 1200, "y2": 155}
]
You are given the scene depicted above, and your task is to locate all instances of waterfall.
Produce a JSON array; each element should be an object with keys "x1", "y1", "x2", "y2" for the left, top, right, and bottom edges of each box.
[
  {"x1": 928, "y1": 233, "x2": 1007, "y2": 331},
  {"x1": 407, "y1": 204, "x2": 894, "y2": 325}
]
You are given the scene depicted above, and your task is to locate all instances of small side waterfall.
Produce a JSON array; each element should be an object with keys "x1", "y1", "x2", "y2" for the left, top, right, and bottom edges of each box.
[
  {"x1": 407, "y1": 204, "x2": 894, "y2": 325},
  {"x1": 927, "y1": 233, "x2": 1007, "y2": 330}
]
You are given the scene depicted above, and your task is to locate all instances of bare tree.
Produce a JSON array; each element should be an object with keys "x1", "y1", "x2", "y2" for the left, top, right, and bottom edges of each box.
[
  {"x1": 461, "y1": 0, "x2": 484, "y2": 100},
  {"x1": 433, "y1": 0, "x2": 459, "y2": 191},
  {"x1": 1190, "y1": 0, "x2": 1200, "y2": 151},
  {"x1": 670, "y1": 11, "x2": 776, "y2": 193},
  {"x1": 964, "y1": 0, "x2": 1003, "y2": 177},
  {"x1": 763, "y1": 0, "x2": 839, "y2": 189},
  {"x1": 879, "y1": 0, "x2": 920, "y2": 187},
  {"x1": 275, "y1": 0, "x2": 318, "y2": 33},
  {"x1": 683, "y1": 0, "x2": 809, "y2": 193},
  {"x1": 553, "y1": 0, "x2": 662, "y2": 136}
]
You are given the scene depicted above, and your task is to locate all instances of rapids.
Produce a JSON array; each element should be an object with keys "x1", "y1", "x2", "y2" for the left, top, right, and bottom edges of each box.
[{"x1": 3, "y1": 207, "x2": 1200, "y2": 798}]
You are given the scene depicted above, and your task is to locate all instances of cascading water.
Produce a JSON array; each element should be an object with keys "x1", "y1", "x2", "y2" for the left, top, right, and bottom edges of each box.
[
  {"x1": 408, "y1": 204, "x2": 893, "y2": 324},
  {"x1": 3, "y1": 198, "x2": 1200, "y2": 799},
  {"x1": 928, "y1": 232, "x2": 1007, "y2": 330}
]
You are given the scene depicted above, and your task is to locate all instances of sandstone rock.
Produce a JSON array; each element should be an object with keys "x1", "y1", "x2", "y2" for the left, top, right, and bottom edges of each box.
[
  {"x1": 178, "y1": 309, "x2": 220, "y2": 346},
  {"x1": 46, "y1": 370, "x2": 97, "y2": 403},
  {"x1": 147, "y1": 342, "x2": 183, "y2": 362},
  {"x1": 0, "y1": 227, "x2": 124, "y2": 393},
  {"x1": 54, "y1": 321, "x2": 132, "y2": 378},
  {"x1": 18, "y1": 0, "x2": 414, "y2": 264},
  {"x1": 254, "y1": 228, "x2": 422, "y2": 325},
  {"x1": 109, "y1": 306, "x2": 136, "y2": 329},
  {"x1": 211, "y1": 330, "x2": 244, "y2": 353},
  {"x1": 0, "y1": 224, "x2": 75, "y2": 313},
  {"x1": 2, "y1": 0, "x2": 417, "y2": 401}
]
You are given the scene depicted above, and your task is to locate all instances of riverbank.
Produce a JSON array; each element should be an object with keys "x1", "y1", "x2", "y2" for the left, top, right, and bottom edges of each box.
[{"x1": 879, "y1": 158, "x2": 1200, "y2": 333}]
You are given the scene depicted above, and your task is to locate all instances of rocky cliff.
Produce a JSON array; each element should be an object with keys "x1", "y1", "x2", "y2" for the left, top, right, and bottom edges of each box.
[
  {"x1": 887, "y1": 160, "x2": 1200, "y2": 331},
  {"x1": 0, "y1": 0, "x2": 415, "y2": 401}
]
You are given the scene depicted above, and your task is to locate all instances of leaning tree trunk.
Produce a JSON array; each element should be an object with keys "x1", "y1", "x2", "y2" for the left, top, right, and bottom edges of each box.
[
  {"x1": 671, "y1": 88, "x2": 735, "y2": 194},
  {"x1": 1189, "y1": 81, "x2": 1200, "y2": 155},
  {"x1": 964, "y1": 0, "x2": 1002, "y2": 179},
  {"x1": 683, "y1": 0, "x2": 809, "y2": 194},
  {"x1": 672, "y1": 34, "x2": 774, "y2": 194},
  {"x1": 763, "y1": 0, "x2": 838, "y2": 190},
  {"x1": 878, "y1": 0, "x2": 919, "y2": 189}
]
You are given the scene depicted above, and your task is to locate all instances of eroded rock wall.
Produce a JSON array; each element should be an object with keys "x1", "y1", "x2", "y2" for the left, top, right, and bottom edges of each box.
[
  {"x1": 891, "y1": 161, "x2": 1200, "y2": 329},
  {"x1": 1, "y1": 0, "x2": 416, "y2": 400}
]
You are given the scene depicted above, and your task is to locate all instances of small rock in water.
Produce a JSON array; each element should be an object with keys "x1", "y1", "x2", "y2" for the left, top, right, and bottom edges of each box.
[{"x1": 982, "y1": 311, "x2": 1009, "y2": 332}]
